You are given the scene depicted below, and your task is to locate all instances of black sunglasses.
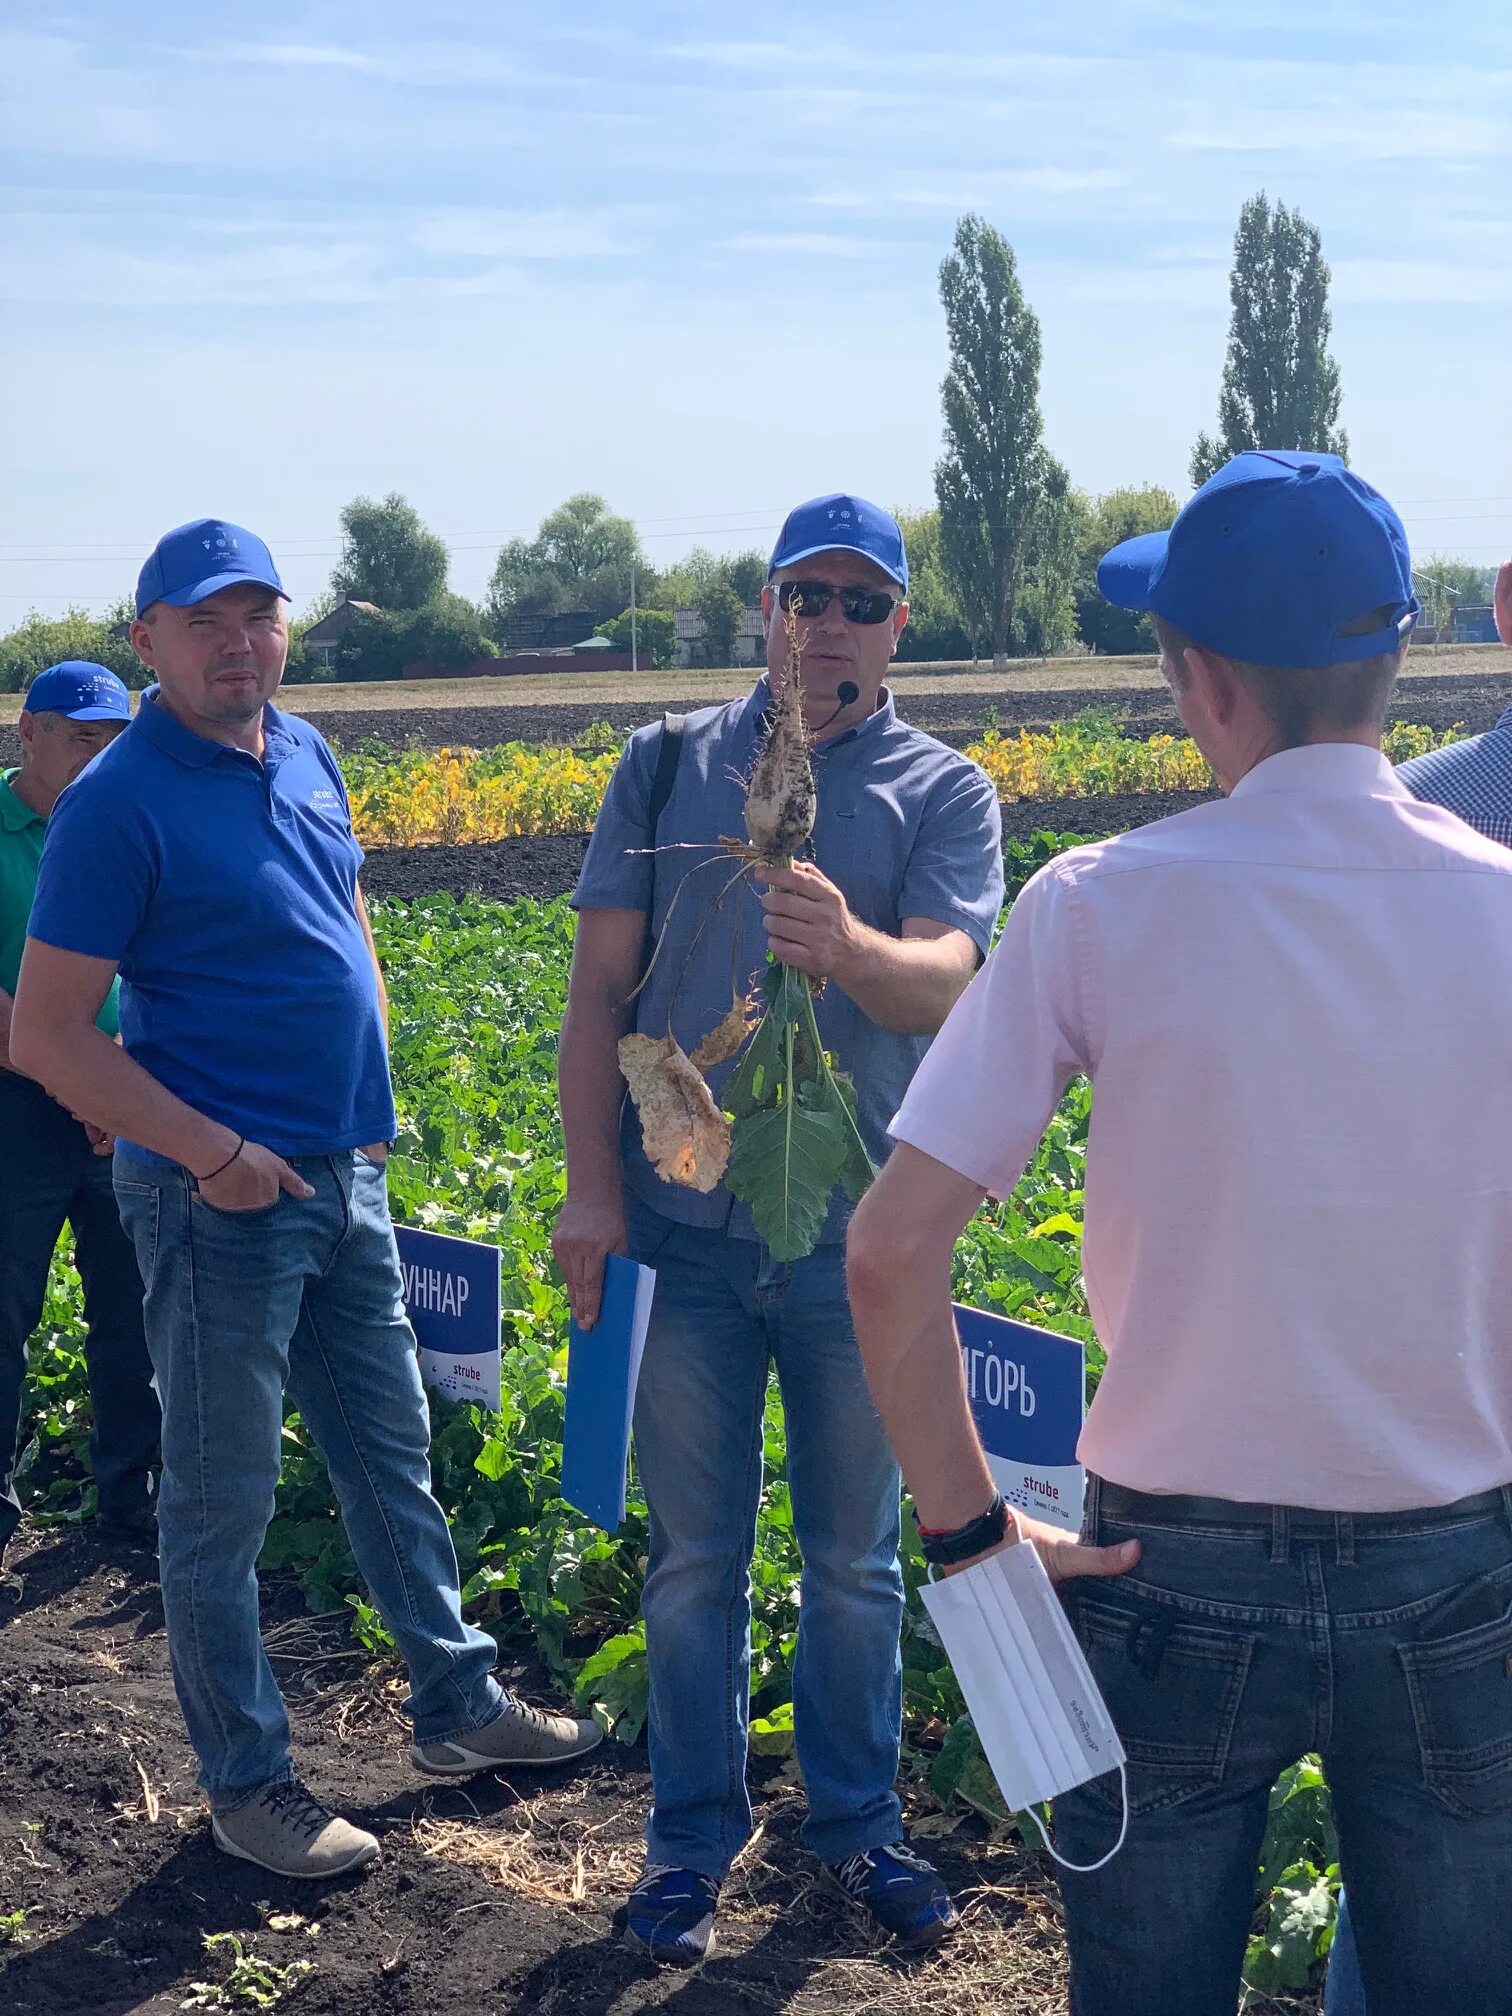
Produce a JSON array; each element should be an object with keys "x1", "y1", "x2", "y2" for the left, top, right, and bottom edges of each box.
[{"x1": 774, "y1": 579, "x2": 899, "y2": 626}]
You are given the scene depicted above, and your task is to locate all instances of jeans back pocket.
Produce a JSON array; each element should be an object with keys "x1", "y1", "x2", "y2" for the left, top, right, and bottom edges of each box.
[
  {"x1": 1070, "y1": 1591, "x2": 1256, "y2": 1815},
  {"x1": 1399, "y1": 1577, "x2": 1512, "y2": 1818}
]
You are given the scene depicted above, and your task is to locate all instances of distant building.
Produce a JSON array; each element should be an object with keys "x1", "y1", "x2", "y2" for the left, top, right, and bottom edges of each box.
[
  {"x1": 1453, "y1": 605, "x2": 1498, "y2": 645},
  {"x1": 301, "y1": 597, "x2": 380, "y2": 670},
  {"x1": 1415, "y1": 604, "x2": 1497, "y2": 647},
  {"x1": 501, "y1": 610, "x2": 597, "y2": 652},
  {"x1": 673, "y1": 606, "x2": 764, "y2": 669}
]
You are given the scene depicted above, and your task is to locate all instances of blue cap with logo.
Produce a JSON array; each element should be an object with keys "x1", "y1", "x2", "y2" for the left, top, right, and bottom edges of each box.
[
  {"x1": 23, "y1": 661, "x2": 133, "y2": 722},
  {"x1": 135, "y1": 518, "x2": 288, "y2": 619},
  {"x1": 1098, "y1": 451, "x2": 1418, "y2": 669},
  {"x1": 768, "y1": 494, "x2": 909, "y2": 592}
]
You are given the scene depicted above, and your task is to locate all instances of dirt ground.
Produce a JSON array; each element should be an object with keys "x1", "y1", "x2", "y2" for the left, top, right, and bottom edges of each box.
[
  {"x1": 0, "y1": 1526, "x2": 1315, "y2": 2016},
  {"x1": 355, "y1": 795, "x2": 1217, "y2": 907}
]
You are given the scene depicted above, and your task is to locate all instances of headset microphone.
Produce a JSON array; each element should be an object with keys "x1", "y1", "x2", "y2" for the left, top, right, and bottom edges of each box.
[{"x1": 815, "y1": 680, "x2": 861, "y2": 734}]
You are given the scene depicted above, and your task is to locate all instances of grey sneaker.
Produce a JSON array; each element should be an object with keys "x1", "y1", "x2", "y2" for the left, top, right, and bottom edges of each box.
[
  {"x1": 211, "y1": 1779, "x2": 380, "y2": 1880},
  {"x1": 411, "y1": 1692, "x2": 604, "y2": 1777}
]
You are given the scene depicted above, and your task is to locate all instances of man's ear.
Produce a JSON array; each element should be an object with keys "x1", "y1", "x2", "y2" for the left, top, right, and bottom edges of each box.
[
  {"x1": 759, "y1": 584, "x2": 775, "y2": 641},
  {"x1": 129, "y1": 618, "x2": 157, "y2": 672},
  {"x1": 1185, "y1": 644, "x2": 1241, "y2": 726},
  {"x1": 890, "y1": 599, "x2": 910, "y2": 658},
  {"x1": 1494, "y1": 560, "x2": 1512, "y2": 650}
]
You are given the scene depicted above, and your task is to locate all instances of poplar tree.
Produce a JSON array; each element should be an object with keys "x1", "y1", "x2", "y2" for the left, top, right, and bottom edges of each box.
[
  {"x1": 935, "y1": 215, "x2": 1051, "y2": 669},
  {"x1": 1191, "y1": 193, "x2": 1347, "y2": 486}
]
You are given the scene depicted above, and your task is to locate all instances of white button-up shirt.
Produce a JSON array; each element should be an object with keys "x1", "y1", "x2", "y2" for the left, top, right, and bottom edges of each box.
[{"x1": 892, "y1": 744, "x2": 1512, "y2": 1511}]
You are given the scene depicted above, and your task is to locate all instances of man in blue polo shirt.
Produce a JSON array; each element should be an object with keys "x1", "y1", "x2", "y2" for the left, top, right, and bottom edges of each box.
[
  {"x1": 1, "y1": 664, "x2": 158, "y2": 1563},
  {"x1": 553, "y1": 496, "x2": 1004, "y2": 1963},
  {"x1": 12, "y1": 520, "x2": 600, "y2": 1882}
]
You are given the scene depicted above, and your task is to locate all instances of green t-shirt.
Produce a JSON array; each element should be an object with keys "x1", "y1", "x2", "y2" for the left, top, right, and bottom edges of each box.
[{"x1": 0, "y1": 767, "x2": 121, "y2": 1037}]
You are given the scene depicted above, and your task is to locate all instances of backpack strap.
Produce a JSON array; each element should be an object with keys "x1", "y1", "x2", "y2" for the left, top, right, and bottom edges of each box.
[{"x1": 647, "y1": 712, "x2": 686, "y2": 836}]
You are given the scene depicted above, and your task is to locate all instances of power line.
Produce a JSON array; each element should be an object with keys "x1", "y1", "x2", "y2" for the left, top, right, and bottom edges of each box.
[{"x1": 0, "y1": 510, "x2": 789, "y2": 560}]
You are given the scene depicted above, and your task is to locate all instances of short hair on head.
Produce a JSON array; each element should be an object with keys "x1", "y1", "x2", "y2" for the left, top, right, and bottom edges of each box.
[{"x1": 1150, "y1": 614, "x2": 1403, "y2": 748}]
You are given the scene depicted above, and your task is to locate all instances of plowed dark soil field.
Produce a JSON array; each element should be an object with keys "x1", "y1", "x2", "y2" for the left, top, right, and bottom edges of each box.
[{"x1": 298, "y1": 664, "x2": 1507, "y2": 760}]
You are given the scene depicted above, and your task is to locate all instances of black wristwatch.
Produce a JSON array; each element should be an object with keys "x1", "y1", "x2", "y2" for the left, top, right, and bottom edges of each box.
[{"x1": 917, "y1": 1493, "x2": 1014, "y2": 1567}]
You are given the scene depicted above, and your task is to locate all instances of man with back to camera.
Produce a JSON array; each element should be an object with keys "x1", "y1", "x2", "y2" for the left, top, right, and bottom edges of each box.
[
  {"x1": 0, "y1": 663, "x2": 158, "y2": 1564},
  {"x1": 552, "y1": 495, "x2": 1005, "y2": 1963},
  {"x1": 847, "y1": 454, "x2": 1512, "y2": 2015},
  {"x1": 11, "y1": 520, "x2": 601, "y2": 1882},
  {"x1": 1321, "y1": 553, "x2": 1512, "y2": 2016}
]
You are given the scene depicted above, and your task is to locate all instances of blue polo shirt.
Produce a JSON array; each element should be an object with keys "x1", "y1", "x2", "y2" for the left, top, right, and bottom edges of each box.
[
  {"x1": 574, "y1": 679, "x2": 1004, "y2": 1242},
  {"x1": 28, "y1": 689, "x2": 395, "y2": 1160}
]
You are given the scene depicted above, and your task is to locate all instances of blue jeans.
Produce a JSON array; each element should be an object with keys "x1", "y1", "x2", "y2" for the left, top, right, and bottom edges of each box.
[
  {"x1": 1053, "y1": 1476, "x2": 1512, "y2": 2016},
  {"x1": 626, "y1": 1198, "x2": 904, "y2": 1875},
  {"x1": 1325, "y1": 1889, "x2": 1367, "y2": 2016},
  {"x1": 112, "y1": 1148, "x2": 503, "y2": 1810}
]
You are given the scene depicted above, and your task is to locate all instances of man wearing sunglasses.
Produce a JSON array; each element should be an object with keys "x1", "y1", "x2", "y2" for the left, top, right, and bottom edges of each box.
[{"x1": 555, "y1": 495, "x2": 1004, "y2": 1964}]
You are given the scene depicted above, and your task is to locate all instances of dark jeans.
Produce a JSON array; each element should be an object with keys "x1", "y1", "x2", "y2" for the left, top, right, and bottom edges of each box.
[
  {"x1": 1053, "y1": 1474, "x2": 1512, "y2": 2016},
  {"x1": 0, "y1": 1072, "x2": 158, "y2": 1553}
]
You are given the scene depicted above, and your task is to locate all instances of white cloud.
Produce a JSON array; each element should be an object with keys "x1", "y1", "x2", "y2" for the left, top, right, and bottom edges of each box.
[
  {"x1": 723, "y1": 232, "x2": 890, "y2": 257},
  {"x1": 1171, "y1": 108, "x2": 1510, "y2": 162},
  {"x1": 195, "y1": 42, "x2": 379, "y2": 71},
  {"x1": 1330, "y1": 258, "x2": 1512, "y2": 305},
  {"x1": 815, "y1": 166, "x2": 1128, "y2": 207},
  {"x1": 0, "y1": 213, "x2": 390, "y2": 308},
  {"x1": 407, "y1": 208, "x2": 653, "y2": 262},
  {"x1": 660, "y1": 41, "x2": 797, "y2": 69}
]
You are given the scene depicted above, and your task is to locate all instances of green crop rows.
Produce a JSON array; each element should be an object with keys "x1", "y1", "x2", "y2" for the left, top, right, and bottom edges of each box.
[{"x1": 19, "y1": 837, "x2": 1337, "y2": 1997}]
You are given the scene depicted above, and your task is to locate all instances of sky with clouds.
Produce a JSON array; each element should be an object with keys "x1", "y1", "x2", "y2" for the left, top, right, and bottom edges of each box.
[{"x1": 3, "y1": 2, "x2": 1509, "y2": 620}]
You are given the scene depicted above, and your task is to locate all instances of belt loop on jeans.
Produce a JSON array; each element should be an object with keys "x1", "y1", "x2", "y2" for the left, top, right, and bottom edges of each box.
[
  {"x1": 1270, "y1": 1504, "x2": 1290, "y2": 1564},
  {"x1": 1082, "y1": 1472, "x2": 1103, "y2": 1546},
  {"x1": 1501, "y1": 1485, "x2": 1512, "y2": 1541},
  {"x1": 1335, "y1": 1511, "x2": 1356, "y2": 1567}
]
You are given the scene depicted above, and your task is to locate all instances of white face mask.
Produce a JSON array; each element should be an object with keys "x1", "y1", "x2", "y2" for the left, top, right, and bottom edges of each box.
[{"x1": 920, "y1": 1539, "x2": 1128, "y2": 1872}]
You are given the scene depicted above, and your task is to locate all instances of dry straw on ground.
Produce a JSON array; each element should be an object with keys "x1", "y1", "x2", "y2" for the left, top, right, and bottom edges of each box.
[{"x1": 415, "y1": 1773, "x2": 1073, "y2": 2016}]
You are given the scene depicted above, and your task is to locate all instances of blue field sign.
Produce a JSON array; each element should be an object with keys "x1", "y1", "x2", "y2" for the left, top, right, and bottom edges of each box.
[
  {"x1": 953, "y1": 1304, "x2": 1086, "y2": 1532},
  {"x1": 395, "y1": 1224, "x2": 503, "y2": 1412}
]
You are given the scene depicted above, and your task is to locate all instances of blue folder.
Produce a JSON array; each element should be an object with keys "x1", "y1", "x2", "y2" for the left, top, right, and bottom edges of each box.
[{"x1": 561, "y1": 1256, "x2": 657, "y2": 1532}]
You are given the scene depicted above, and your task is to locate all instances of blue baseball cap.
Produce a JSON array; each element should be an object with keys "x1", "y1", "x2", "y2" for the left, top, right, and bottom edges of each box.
[
  {"x1": 135, "y1": 518, "x2": 288, "y2": 619},
  {"x1": 23, "y1": 661, "x2": 133, "y2": 722},
  {"x1": 768, "y1": 494, "x2": 909, "y2": 592},
  {"x1": 1098, "y1": 451, "x2": 1418, "y2": 669}
]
